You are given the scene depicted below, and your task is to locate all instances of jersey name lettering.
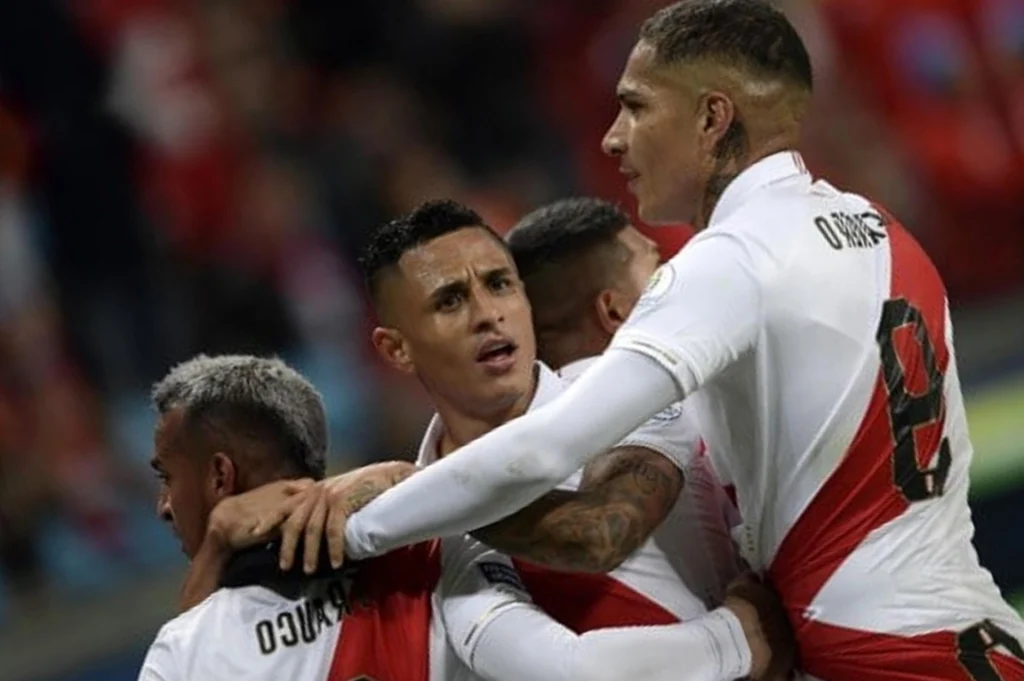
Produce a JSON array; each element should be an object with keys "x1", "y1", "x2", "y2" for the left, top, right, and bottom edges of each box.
[
  {"x1": 815, "y1": 211, "x2": 887, "y2": 251},
  {"x1": 255, "y1": 580, "x2": 348, "y2": 655}
]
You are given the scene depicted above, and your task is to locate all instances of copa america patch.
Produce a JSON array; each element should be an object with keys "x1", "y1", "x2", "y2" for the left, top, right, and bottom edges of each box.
[
  {"x1": 651, "y1": 401, "x2": 685, "y2": 422},
  {"x1": 478, "y1": 562, "x2": 527, "y2": 592},
  {"x1": 635, "y1": 263, "x2": 676, "y2": 311}
]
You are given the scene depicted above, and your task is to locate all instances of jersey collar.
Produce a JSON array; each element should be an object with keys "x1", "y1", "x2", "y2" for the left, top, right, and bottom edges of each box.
[
  {"x1": 220, "y1": 543, "x2": 357, "y2": 602},
  {"x1": 708, "y1": 150, "x2": 809, "y2": 228},
  {"x1": 415, "y1": 362, "x2": 565, "y2": 466}
]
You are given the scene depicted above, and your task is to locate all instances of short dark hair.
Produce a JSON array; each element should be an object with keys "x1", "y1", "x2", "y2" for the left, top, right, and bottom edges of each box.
[
  {"x1": 153, "y1": 355, "x2": 327, "y2": 479},
  {"x1": 360, "y1": 199, "x2": 505, "y2": 304},
  {"x1": 507, "y1": 198, "x2": 630, "y2": 279},
  {"x1": 639, "y1": 0, "x2": 813, "y2": 91},
  {"x1": 507, "y1": 198, "x2": 631, "y2": 336}
]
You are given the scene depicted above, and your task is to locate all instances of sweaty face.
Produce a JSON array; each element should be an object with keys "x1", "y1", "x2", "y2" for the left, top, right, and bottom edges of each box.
[
  {"x1": 384, "y1": 228, "x2": 536, "y2": 417},
  {"x1": 602, "y1": 41, "x2": 702, "y2": 225},
  {"x1": 616, "y1": 226, "x2": 662, "y2": 309},
  {"x1": 151, "y1": 408, "x2": 216, "y2": 560}
]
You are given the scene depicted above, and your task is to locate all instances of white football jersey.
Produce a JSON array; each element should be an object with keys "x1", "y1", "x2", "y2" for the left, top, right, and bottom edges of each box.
[
  {"x1": 611, "y1": 151, "x2": 1024, "y2": 679},
  {"x1": 417, "y1": 362, "x2": 740, "y2": 626},
  {"x1": 137, "y1": 538, "x2": 532, "y2": 681}
]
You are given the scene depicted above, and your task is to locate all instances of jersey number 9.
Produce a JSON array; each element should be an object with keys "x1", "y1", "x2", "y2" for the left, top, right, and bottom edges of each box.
[{"x1": 876, "y1": 298, "x2": 952, "y2": 503}]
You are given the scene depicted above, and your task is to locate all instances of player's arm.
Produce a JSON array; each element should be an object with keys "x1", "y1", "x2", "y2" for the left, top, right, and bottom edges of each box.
[
  {"x1": 178, "y1": 479, "x2": 315, "y2": 611},
  {"x1": 179, "y1": 464, "x2": 416, "y2": 611},
  {"x1": 469, "y1": 602, "x2": 753, "y2": 681},
  {"x1": 179, "y1": 536, "x2": 232, "y2": 612},
  {"x1": 438, "y1": 537, "x2": 783, "y2": 681},
  {"x1": 472, "y1": 445, "x2": 683, "y2": 572},
  {"x1": 344, "y1": 232, "x2": 762, "y2": 560}
]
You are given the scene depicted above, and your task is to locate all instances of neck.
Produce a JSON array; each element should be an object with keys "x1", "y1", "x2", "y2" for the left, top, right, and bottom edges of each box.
[
  {"x1": 435, "y1": 371, "x2": 538, "y2": 456},
  {"x1": 696, "y1": 136, "x2": 797, "y2": 231},
  {"x1": 538, "y1": 328, "x2": 608, "y2": 372}
]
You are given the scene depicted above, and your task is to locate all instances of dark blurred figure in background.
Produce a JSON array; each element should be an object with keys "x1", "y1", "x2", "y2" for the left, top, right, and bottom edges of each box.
[{"x1": 0, "y1": 1, "x2": 1021, "y2": 681}]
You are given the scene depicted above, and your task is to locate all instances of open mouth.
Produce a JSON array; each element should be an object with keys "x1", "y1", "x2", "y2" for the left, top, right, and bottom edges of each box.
[{"x1": 475, "y1": 339, "x2": 519, "y2": 373}]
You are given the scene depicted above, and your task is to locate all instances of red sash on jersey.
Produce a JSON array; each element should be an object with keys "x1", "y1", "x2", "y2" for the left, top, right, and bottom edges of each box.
[
  {"x1": 513, "y1": 559, "x2": 678, "y2": 632},
  {"x1": 769, "y1": 211, "x2": 1024, "y2": 680},
  {"x1": 327, "y1": 541, "x2": 442, "y2": 681}
]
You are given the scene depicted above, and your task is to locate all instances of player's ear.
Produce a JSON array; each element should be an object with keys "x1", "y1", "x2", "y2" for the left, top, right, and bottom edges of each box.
[
  {"x1": 209, "y1": 452, "x2": 238, "y2": 501},
  {"x1": 697, "y1": 91, "x2": 736, "y2": 155},
  {"x1": 595, "y1": 289, "x2": 631, "y2": 335},
  {"x1": 372, "y1": 326, "x2": 415, "y2": 375}
]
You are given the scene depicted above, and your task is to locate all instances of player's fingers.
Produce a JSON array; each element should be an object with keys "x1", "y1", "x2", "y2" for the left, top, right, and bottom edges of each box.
[
  {"x1": 325, "y1": 498, "x2": 348, "y2": 570},
  {"x1": 279, "y1": 492, "x2": 318, "y2": 571},
  {"x1": 303, "y1": 493, "x2": 329, "y2": 574}
]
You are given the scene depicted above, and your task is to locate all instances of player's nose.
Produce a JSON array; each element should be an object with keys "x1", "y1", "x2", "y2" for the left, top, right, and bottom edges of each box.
[
  {"x1": 156, "y1": 489, "x2": 172, "y2": 521},
  {"x1": 469, "y1": 294, "x2": 504, "y2": 332},
  {"x1": 601, "y1": 115, "x2": 627, "y2": 157}
]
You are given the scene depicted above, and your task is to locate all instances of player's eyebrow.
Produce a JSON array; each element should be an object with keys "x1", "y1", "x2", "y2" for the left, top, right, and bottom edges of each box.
[
  {"x1": 427, "y1": 266, "x2": 514, "y2": 304},
  {"x1": 429, "y1": 278, "x2": 470, "y2": 305},
  {"x1": 149, "y1": 458, "x2": 164, "y2": 473},
  {"x1": 482, "y1": 266, "x2": 514, "y2": 282}
]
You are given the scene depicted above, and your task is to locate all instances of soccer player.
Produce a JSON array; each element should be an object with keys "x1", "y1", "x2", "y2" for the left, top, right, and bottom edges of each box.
[
  {"x1": 138, "y1": 354, "x2": 782, "y2": 681},
  {"x1": 505, "y1": 196, "x2": 742, "y2": 601},
  {"x1": 334, "y1": 2, "x2": 1024, "y2": 679}
]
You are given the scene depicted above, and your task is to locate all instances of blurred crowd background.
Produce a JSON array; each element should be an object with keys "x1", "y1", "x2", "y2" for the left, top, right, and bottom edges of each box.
[{"x1": 0, "y1": 0, "x2": 1022, "y2": 679}]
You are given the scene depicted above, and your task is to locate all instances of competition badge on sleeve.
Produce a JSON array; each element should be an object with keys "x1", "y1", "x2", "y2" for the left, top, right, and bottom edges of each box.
[{"x1": 635, "y1": 262, "x2": 676, "y2": 312}]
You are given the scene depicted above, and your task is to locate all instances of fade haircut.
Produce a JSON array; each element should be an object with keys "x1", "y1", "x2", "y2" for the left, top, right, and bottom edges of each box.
[
  {"x1": 639, "y1": 0, "x2": 813, "y2": 91},
  {"x1": 152, "y1": 355, "x2": 328, "y2": 479},
  {"x1": 507, "y1": 198, "x2": 631, "y2": 335},
  {"x1": 359, "y1": 199, "x2": 508, "y2": 307}
]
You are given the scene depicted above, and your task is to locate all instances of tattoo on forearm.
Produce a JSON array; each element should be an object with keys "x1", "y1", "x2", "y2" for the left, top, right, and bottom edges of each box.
[
  {"x1": 474, "y1": 450, "x2": 682, "y2": 573},
  {"x1": 340, "y1": 468, "x2": 415, "y2": 516},
  {"x1": 341, "y1": 480, "x2": 385, "y2": 515}
]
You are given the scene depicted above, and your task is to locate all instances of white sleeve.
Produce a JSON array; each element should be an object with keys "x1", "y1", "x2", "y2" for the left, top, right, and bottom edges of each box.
[
  {"x1": 344, "y1": 350, "x2": 679, "y2": 559},
  {"x1": 137, "y1": 629, "x2": 179, "y2": 681},
  {"x1": 617, "y1": 399, "x2": 703, "y2": 470},
  {"x1": 436, "y1": 537, "x2": 752, "y2": 681},
  {"x1": 436, "y1": 535, "x2": 535, "y2": 661},
  {"x1": 468, "y1": 602, "x2": 753, "y2": 681},
  {"x1": 611, "y1": 231, "x2": 763, "y2": 396}
]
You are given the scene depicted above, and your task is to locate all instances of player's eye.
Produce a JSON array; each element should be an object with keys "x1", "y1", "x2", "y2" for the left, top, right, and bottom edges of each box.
[
  {"x1": 435, "y1": 291, "x2": 465, "y2": 312},
  {"x1": 621, "y1": 98, "x2": 643, "y2": 114},
  {"x1": 488, "y1": 275, "x2": 513, "y2": 293}
]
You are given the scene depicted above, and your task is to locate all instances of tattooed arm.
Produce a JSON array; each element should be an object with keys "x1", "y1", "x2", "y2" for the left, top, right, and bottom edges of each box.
[{"x1": 472, "y1": 446, "x2": 683, "y2": 573}]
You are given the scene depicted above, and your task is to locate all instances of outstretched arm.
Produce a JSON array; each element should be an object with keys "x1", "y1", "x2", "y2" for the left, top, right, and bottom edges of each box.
[
  {"x1": 344, "y1": 351, "x2": 680, "y2": 560},
  {"x1": 468, "y1": 602, "x2": 753, "y2": 681},
  {"x1": 438, "y1": 536, "x2": 788, "y2": 681},
  {"x1": 473, "y1": 445, "x2": 683, "y2": 573}
]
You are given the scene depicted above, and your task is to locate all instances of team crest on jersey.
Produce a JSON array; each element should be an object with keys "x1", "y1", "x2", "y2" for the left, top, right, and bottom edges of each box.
[{"x1": 636, "y1": 263, "x2": 676, "y2": 311}]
